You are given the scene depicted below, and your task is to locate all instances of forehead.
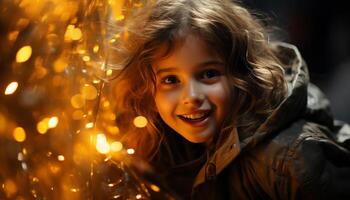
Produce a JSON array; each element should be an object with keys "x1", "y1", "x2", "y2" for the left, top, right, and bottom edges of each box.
[{"x1": 152, "y1": 34, "x2": 222, "y2": 70}]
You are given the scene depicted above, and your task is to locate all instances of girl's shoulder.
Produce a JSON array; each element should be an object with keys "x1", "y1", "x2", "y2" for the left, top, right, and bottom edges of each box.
[{"x1": 236, "y1": 119, "x2": 350, "y2": 199}]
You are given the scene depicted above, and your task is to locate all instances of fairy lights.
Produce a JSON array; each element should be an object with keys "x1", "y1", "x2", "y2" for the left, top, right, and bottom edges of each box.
[
  {"x1": 133, "y1": 116, "x2": 148, "y2": 128},
  {"x1": 96, "y1": 133, "x2": 110, "y2": 154},
  {"x1": 13, "y1": 127, "x2": 26, "y2": 142},
  {"x1": 16, "y1": 46, "x2": 32, "y2": 63},
  {"x1": 4, "y1": 82, "x2": 19, "y2": 95}
]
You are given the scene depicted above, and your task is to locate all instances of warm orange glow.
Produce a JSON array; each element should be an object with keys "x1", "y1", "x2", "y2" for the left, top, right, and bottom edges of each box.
[
  {"x1": 70, "y1": 94, "x2": 85, "y2": 109},
  {"x1": 96, "y1": 134, "x2": 110, "y2": 154},
  {"x1": 136, "y1": 194, "x2": 142, "y2": 199},
  {"x1": 127, "y1": 148, "x2": 135, "y2": 155},
  {"x1": 106, "y1": 69, "x2": 113, "y2": 76},
  {"x1": 150, "y1": 184, "x2": 160, "y2": 192},
  {"x1": 72, "y1": 110, "x2": 84, "y2": 120},
  {"x1": 57, "y1": 155, "x2": 65, "y2": 161},
  {"x1": 81, "y1": 84, "x2": 97, "y2": 100},
  {"x1": 53, "y1": 57, "x2": 68, "y2": 73},
  {"x1": 3, "y1": 179, "x2": 17, "y2": 198},
  {"x1": 0, "y1": 113, "x2": 6, "y2": 132},
  {"x1": 64, "y1": 25, "x2": 82, "y2": 41},
  {"x1": 13, "y1": 127, "x2": 26, "y2": 142},
  {"x1": 82, "y1": 55, "x2": 90, "y2": 62},
  {"x1": 85, "y1": 122, "x2": 94, "y2": 129},
  {"x1": 133, "y1": 116, "x2": 148, "y2": 128},
  {"x1": 5, "y1": 82, "x2": 19, "y2": 95},
  {"x1": 93, "y1": 45, "x2": 99, "y2": 53},
  {"x1": 110, "y1": 141, "x2": 123, "y2": 152},
  {"x1": 16, "y1": 45, "x2": 32, "y2": 63},
  {"x1": 37, "y1": 118, "x2": 49, "y2": 134},
  {"x1": 107, "y1": 126, "x2": 119, "y2": 135},
  {"x1": 48, "y1": 116, "x2": 59, "y2": 128}
]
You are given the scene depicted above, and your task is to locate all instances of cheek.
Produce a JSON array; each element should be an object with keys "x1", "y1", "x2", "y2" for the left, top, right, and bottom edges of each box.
[
  {"x1": 208, "y1": 82, "x2": 232, "y2": 117},
  {"x1": 154, "y1": 91, "x2": 178, "y2": 113}
]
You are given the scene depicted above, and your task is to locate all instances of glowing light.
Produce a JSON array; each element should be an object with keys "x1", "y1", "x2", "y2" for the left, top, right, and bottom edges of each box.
[
  {"x1": 72, "y1": 110, "x2": 84, "y2": 120},
  {"x1": 16, "y1": 45, "x2": 32, "y2": 63},
  {"x1": 136, "y1": 194, "x2": 142, "y2": 199},
  {"x1": 37, "y1": 118, "x2": 49, "y2": 134},
  {"x1": 110, "y1": 141, "x2": 123, "y2": 152},
  {"x1": 150, "y1": 184, "x2": 160, "y2": 192},
  {"x1": 116, "y1": 15, "x2": 125, "y2": 21},
  {"x1": 17, "y1": 153, "x2": 24, "y2": 161},
  {"x1": 5, "y1": 82, "x2": 19, "y2": 95},
  {"x1": 133, "y1": 116, "x2": 148, "y2": 128},
  {"x1": 70, "y1": 188, "x2": 79, "y2": 192},
  {"x1": 106, "y1": 69, "x2": 113, "y2": 76},
  {"x1": 96, "y1": 134, "x2": 110, "y2": 154},
  {"x1": 57, "y1": 155, "x2": 65, "y2": 161},
  {"x1": 108, "y1": 126, "x2": 120, "y2": 135},
  {"x1": 48, "y1": 116, "x2": 59, "y2": 128},
  {"x1": 81, "y1": 84, "x2": 97, "y2": 100},
  {"x1": 13, "y1": 127, "x2": 26, "y2": 142},
  {"x1": 8, "y1": 31, "x2": 19, "y2": 41},
  {"x1": 93, "y1": 45, "x2": 99, "y2": 53},
  {"x1": 82, "y1": 55, "x2": 90, "y2": 62},
  {"x1": 53, "y1": 57, "x2": 68, "y2": 73},
  {"x1": 3, "y1": 179, "x2": 17, "y2": 198},
  {"x1": 65, "y1": 25, "x2": 82, "y2": 41},
  {"x1": 85, "y1": 122, "x2": 94, "y2": 129},
  {"x1": 127, "y1": 148, "x2": 135, "y2": 155},
  {"x1": 70, "y1": 94, "x2": 85, "y2": 109},
  {"x1": 102, "y1": 101, "x2": 110, "y2": 108}
]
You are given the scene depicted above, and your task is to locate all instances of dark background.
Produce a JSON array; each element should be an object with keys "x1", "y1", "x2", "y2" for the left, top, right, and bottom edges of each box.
[{"x1": 243, "y1": 0, "x2": 350, "y2": 122}]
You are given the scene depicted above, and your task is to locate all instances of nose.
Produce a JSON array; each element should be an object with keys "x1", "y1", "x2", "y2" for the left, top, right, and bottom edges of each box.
[{"x1": 182, "y1": 79, "x2": 205, "y2": 106}]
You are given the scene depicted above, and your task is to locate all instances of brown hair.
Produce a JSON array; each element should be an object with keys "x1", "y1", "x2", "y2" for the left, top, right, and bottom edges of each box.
[{"x1": 113, "y1": 0, "x2": 287, "y2": 159}]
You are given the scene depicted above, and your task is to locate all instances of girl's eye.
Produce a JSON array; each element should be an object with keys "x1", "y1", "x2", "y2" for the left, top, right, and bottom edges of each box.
[
  {"x1": 161, "y1": 75, "x2": 179, "y2": 84},
  {"x1": 201, "y1": 69, "x2": 221, "y2": 79}
]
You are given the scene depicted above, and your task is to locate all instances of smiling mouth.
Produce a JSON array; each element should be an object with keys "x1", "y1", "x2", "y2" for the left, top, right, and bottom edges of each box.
[{"x1": 178, "y1": 111, "x2": 211, "y2": 122}]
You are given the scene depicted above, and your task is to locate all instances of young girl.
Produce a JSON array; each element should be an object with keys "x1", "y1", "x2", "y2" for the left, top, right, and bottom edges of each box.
[{"x1": 113, "y1": 0, "x2": 350, "y2": 199}]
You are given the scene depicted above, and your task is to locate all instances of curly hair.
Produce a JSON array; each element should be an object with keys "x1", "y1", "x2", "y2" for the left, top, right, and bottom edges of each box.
[{"x1": 112, "y1": 0, "x2": 287, "y2": 159}]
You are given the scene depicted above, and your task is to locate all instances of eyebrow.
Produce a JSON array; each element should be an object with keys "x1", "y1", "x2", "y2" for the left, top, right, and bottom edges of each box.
[{"x1": 155, "y1": 60, "x2": 224, "y2": 75}]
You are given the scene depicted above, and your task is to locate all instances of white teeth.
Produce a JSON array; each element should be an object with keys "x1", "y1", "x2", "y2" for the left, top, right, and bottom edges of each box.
[{"x1": 181, "y1": 113, "x2": 206, "y2": 120}]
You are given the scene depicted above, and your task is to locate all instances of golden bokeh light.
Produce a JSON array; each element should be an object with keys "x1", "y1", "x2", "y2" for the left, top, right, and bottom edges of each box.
[
  {"x1": 72, "y1": 110, "x2": 84, "y2": 120},
  {"x1": 110, "y1": 141, "x2": 123, "y2": 152},
  {"x1": 57, "y1": 155, "x2": 65, "y2": 161},
  {"x1": 127, "y1": 148, "x2": 135, "y2": 155},
  {"x1": 133, "y1": 116, "x2": 148, "y2": 128},
  {"x1": 53, "y1": 57, "x2": 68, "y2": 73},
  {"x1": 16, "y1": 45, "x2": 32, "y2": 63},
  {"x1": 5, "y1": 81, "x2": 19, "y2": 95},
  {"x1": 37, "y1": 118, "x2": 49, "y2": 134},
  {"x1": 106, "y1": 69, "x2": 113, "y2": 76},
  {"x1": 80, "y1": 84, "x2": 97, "y2": 100},
  {"x1": 107, "y1": 126, "x2": 120, "y2": 135},
  {"x1": 3, "y1": 179, "x2": 17, "y2": 198},
  {"x1": 82, "y1": 55, "x2": 90, "y2": 62},
  {"x1": 48, "y1": 116, "x2": 59, "y2": 128},
  {"x1": 96, "y1": 133, "x2": 110, "y2": 154},
  {"x1": 64, "y1": 25, "x2": 82, "y2": 41},
  {"x1": 136, "y1": 194, "x2": 142, "y2": 199},
  {"x1": 93, "y1": 45, "x2": 99, "y2": 53},
  {"x1": 13, "y1": 127, "x2": 26, "y2": 142},
  {"x1": 150, "y1": 184, "x2": 160, "y2": 192},
  {"x1": 85, "y1": 122, "x2": 94, "y2": 129},
  {"x1": 70, "y1": 94, "x2": 85, "y2": 109}
]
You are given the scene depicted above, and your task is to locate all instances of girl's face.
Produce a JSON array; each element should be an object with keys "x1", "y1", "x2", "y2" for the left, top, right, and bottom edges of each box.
[{"x1": 152, "y1": 34, "x2": 231, "y2": 143}]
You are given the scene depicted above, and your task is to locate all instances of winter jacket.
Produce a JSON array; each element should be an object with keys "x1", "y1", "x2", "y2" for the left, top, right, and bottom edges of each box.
[{"x1": 150, "y1": 42, "x2": 350, "y2": 200}]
